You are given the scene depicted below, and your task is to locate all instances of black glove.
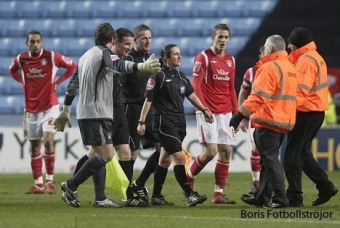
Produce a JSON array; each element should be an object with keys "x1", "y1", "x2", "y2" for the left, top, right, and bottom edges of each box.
[{"x1": 229, "y1": 112, "x2": 245, "y2": 129}]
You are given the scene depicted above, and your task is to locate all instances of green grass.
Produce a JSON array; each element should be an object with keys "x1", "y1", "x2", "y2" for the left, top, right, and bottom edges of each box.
[{"x1": 0, "y1": 171, "x2": 339, "y2": 228}]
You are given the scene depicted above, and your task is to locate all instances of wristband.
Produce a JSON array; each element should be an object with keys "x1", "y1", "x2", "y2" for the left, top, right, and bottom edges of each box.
[{"x1": 138, "y1": 120, "x2": 145, "y2": 125}]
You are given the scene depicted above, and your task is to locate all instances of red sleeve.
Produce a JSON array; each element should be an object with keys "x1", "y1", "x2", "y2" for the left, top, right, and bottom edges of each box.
[
  {"x1": 54, "y1": 53, "x2": 77, "y2": 85},
  {"x1": 192, "y1": 53, "x2": 207, "y2": 107},
  {"x1": 229, "y1": 58, "x2": 238, "y2": 111},
  {"x1": 241, "y1": 67, "x2": 253, "y2": 91},
  {"x1": 8, "y1": 56, "x2": 23, "y2": 84}
]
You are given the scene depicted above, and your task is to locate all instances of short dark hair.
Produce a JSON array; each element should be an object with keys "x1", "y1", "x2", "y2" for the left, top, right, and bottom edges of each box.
[
  {"x1": 133, "y1": 24, "x2": 151, "y2": 39},
  {"x1": 212, "y1": 23, "x2": 230, "y2": 36},
  {"x1": 115, "y1": 27, "x2": 134, "y2": 43},
  {"x1": 26, "y1": 31, "x2": 42, "y2": 44},
  {"x1": 94, "y1": 23, "x2": 115, "y2": 45}
]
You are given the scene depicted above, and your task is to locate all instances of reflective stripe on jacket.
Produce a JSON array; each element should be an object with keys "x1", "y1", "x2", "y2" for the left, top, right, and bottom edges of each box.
[
  {"x1": 289, "y1": 41, "x2": 329, "y2": 112},
  {"x1": 240, "y1": 50, "x2": 298, "y2": 133}
]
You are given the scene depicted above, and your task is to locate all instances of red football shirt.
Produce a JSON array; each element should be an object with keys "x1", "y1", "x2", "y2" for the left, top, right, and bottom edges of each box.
[
  {"x1": 192, "y1": 48, "x2": 237, "y2": 114},
  {"x1": 241, "y1": 65, "x2": 258, "y2": 91},
  {"x1": 9, "y1": 49, "x2": 76, "y2": 113}
]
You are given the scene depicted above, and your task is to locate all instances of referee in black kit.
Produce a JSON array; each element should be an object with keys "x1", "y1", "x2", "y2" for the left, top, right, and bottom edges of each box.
[
  {"x1": 137, "y1": 44, "x2": 214, "y2": 206},
  {"x1": 122, "y1": 24, "x2": 162, "y2": 202}
]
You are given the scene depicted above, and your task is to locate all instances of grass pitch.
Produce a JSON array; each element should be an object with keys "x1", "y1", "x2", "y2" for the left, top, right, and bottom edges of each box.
[{"x1": 0, "y1": 171, "x2": 339, "y2": 228}]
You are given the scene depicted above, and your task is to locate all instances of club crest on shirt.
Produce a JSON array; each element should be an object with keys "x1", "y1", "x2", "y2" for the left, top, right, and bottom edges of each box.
[
  {"x1": 226, "y1": 60, "x2": 233, "y2": 68},
  {"x1": 41, "y1": 58, "x2": 47, "y2": 66},
  {"x1": 193, "y1": 61, "x2": 202, "y2": 73},
  {"x1": 146, "y1": 78, "x2": 156, "y2": 91}
]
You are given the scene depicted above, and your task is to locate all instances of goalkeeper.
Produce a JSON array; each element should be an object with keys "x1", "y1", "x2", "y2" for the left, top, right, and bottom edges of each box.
[{"x1": 53, "y1": 23, "x2": 160, "y2": 208}]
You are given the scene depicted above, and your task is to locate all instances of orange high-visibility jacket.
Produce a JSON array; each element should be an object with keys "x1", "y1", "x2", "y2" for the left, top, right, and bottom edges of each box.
[
  {"x1": 239, "y1": 50, "x2": 298, "y2": 133},
  {"x1": 289, "y1": 41, "x2": 329, "y2": 112}
]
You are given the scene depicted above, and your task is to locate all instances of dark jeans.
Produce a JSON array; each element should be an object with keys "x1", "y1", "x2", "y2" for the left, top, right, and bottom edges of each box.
[
  {"x1": 284, "y1": 111, "x2": 333, "y2": 205},
  {"x1": 254, "y1": 127, "x2": 288, "y2": 205}
]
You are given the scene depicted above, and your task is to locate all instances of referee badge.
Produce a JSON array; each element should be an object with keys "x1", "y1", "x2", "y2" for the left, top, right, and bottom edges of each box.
[{"x1": 180, "y1": 86, "x2": 185, "y2": 94}]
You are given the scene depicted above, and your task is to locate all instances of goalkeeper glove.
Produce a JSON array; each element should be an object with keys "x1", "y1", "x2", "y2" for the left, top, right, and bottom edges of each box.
[
  {"x1": 53, "y1": 105, "x2": 72, "y2": 132},
  {"x1": 137, "y1": 54, "x2": 161, "y2": 73},
  {"x1": 229, "y1": 111, "x2": 245, "y2": 129}
]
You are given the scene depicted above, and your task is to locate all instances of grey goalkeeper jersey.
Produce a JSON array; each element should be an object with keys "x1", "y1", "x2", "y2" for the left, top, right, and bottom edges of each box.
[{"x1": 66, "y1": 45, "x2": 137, "y2": 120}]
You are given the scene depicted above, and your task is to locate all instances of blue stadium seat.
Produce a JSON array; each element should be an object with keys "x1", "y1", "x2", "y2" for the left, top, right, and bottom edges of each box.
[
  {"x1": 24, "y1": 19, "x2": 54, "y2": 37},
  {"x1": 152, "y1": 36, "x2": 181, "y2": 56},
  {"x1": 51, "y1": 19, "x2": 78, "y2": 37},
  {"x1": 144, "y1": 1, "x2": 169, "y2": 18},
  {"x1": 178, "y1": 18, "x2": 205, "y2": 37},
  {"x1": 193, "y1": 1, "x2": 220, "y2": 18},
  {"x1": 179, "y1": 56, "x2": 194, "y2": 78},
  {"x1": 43, "y1": 38, "x2": 65, "y2": 54},
  {"x1": 18, "y1": 1, "x2": 43, "y2": 18},
  {"x1": 41, "y1": 1, "x2": 68, "y2": 18},
  {"x1": 63, "y1": 38, "x2": 93, "y2": 56},
  {"x1": 0, "y1": 57, "x2": 13, "y2": 77},
  {"x1": 8, "y1": 79, "x2": 24, "y2": 95},
  {"x1": 0, "y1": 77, "x2": 11, "y2": 94},
  {"x1": 230, "y1": 18, "x2": 261, "y2": 36},
  {"x1": 0, "y1": 96, "x2": 16, "y2": 114},
  {"x1": 179, "y1": 37, "x2": 211, "y2": 56},
  {"x1": 167, "y1": 1, "x2": 195, "y2": 18},
  {"x1": 5, "y1": 20, "x2": 27, "y2": 37},
  {"x1": 150, "y1": 19, "x2": 180, "y2": 37},
  {"x1": 116, "y1": 1, "x2": 145, "y2": 18},
  {"x1": 246, "y1": 0, "x2": 278, "y2": 17},
  {"x1": 0, "y1": 1, "x2": 18, "y2": 19},
  {"x1": 0, "y1": 95, "x2": 24, "y2": 114},
  {"x1": 227, "y1": 36, "x2": 249, "y2": 56},
  {"x1": 219, "y1": 0, "x2": 246, "y2": 17},
  {"x1": 92, "y1": 1, "x2": 119, "y2": 18},
  {"x1": 76, "y1": 19, "x2": 106, "y2": 37},
  {"x1": 66, "y1": 1, "x2": 93, "y2": 18},
  {"x1": 0, "y1": 38, "x2": 25, "y2": 56}
]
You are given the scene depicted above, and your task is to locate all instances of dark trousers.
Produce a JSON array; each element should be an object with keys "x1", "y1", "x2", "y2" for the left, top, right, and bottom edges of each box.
[
  {"x1": 254, "y1": 127, "x2": 288, "y2": 205},
  {"x1": 284, "y1": 111, "x2": 332, "y2": 205}
]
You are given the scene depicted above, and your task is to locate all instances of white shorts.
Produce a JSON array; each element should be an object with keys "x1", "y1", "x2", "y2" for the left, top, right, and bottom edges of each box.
[
  {"x1": 25, "y1": 105, "x2": 60, "y2": 140},
  {"x1": 196, "y1": 112, "x2": 237, "y2": 145},
  {"x1": 248, "y1": 120, "x2": 255, "y2": 143}
]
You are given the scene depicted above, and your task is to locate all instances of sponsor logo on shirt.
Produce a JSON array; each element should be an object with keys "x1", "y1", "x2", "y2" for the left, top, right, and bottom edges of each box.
[
  {"x1": 146, "y1": 78, "x2": 156, "y2": 91},
  {"x1": 213, "y1": 69, "x2": 230, "y2": 81},
  {"x1": 27, "y1": 68, "x2": 46, "y2": 78}
]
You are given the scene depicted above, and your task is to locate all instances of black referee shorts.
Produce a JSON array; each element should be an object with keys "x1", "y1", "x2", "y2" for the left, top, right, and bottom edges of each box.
[
  {"x1": 125, "y1": 103, "x2": 158, "y2": 150},
  {"x1": 112, "y1": 105, "x2": 130, "y2": 145},
  {"x1": 78, "y1": 119, "x2": 113, "y2": 146},
  {"x1": 153, "y1": 114, "x2": 186, "y2": 155}
]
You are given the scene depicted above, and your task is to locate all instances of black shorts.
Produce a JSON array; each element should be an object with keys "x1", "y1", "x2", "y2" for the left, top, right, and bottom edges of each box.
[
  {"x1": 112, "y1": 105, "x2": 129, "y2": 145},
  {"x1": 78, "y1": 119, "x2": 113, "y2": 146},
  {"x1": 153, "y1": 114, "x2": 186, "y2": 154},
  {"x1": 125, "y1": 103, "x2": 158, "y2": 150}
]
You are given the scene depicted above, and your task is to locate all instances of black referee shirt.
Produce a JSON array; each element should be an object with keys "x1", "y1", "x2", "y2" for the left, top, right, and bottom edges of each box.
[
  {"x1": 121, "y1": 48, "x2": 152, "y2": 104},
  {"x1": 145, "y1": 66, "x2": 194, "y2": 115}
]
